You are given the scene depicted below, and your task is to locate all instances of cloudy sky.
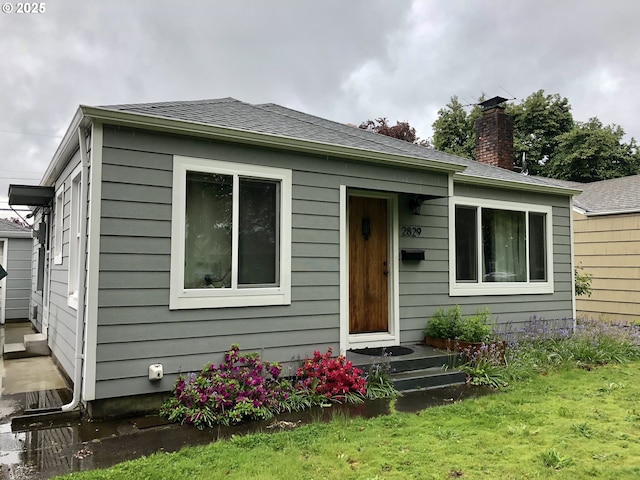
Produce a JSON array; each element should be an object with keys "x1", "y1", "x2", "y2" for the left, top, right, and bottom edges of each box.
[{"x1": 1, "y1": 0, "x2": 638, "y2": 216}]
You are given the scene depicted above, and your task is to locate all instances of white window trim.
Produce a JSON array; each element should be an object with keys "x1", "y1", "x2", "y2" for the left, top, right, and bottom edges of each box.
[
  {"x1": 170, "y1": 155, "x2": 292, "y2": 310},
  {"x1": 449, "y1": 196, "x2": 554, "y2": 296},
  {"x1": 67, "y1": 167, "x2": 82, "y2": 309},
  {"x1": 53, "y1": 184, "x2": 64, "y2": 265}
]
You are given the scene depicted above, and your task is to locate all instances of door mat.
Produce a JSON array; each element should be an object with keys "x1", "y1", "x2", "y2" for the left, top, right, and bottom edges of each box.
[{"x1": 349, "y1": 346, "x2": 414, "y2": 357}]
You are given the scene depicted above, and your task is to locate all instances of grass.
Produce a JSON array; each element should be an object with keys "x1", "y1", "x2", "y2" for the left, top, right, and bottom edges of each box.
[{"x1": 56, "y1": 360, "x2": 640, "y2": 479}]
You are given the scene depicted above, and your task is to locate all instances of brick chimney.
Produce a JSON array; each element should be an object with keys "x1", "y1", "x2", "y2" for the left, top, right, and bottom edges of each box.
[{"x1": 475, "y1": 96, "x2": 514, "y2": 170}]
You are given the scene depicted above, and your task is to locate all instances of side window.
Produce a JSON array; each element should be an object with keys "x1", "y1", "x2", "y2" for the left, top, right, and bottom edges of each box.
[
  {"x1": 170, "y1": 156, "x2": 292, "y2": 309},
  {"x1": 53, "y1": 185, "x2": 64, "y2": 265}
]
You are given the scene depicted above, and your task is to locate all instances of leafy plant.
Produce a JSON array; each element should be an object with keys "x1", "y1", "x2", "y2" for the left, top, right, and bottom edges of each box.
[
  {"x1": 162, "y1": 345, "x2": 398, "y2": 429},
  {"x1": 424, "y1": 305, "x2": 495, "y2": 342},
  {"x1": 574, "y1": 266, "x2": 592, "y2": 297},
  {"x1": 296, "y1": 347, "x2": 366, "y2": 400},
  {"x1": 160, "y1": 344, "x2": 295, "y2": 429},
  {"x1": 457, "y1": 308, "x2": 493, "y2": 342},
  {"x1": 364, "y1": 353, "x2": 399, "y2": 399},
  {"x1": 541, "y1": 448, "x2": 574, "y2": 470},
  {"x1": 424, "y1": 305, "x2": 463, "y2": 339},
  {"x1": 459, "y1": 353, "x2": 509, "y2": 389}
]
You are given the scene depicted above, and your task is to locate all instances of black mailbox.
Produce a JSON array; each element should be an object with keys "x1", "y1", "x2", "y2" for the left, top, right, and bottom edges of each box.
[{"x1": 401, "y1": 249, "x2": 425, "y2": 261}]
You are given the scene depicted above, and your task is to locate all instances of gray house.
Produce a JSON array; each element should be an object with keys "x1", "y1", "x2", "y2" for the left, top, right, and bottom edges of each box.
[
  {"x1": 11, "y1": 97, "x2": 577, "y2": 416},
  {"x1": 0, "y1": 218, "x2": 32, "y2": 323}
]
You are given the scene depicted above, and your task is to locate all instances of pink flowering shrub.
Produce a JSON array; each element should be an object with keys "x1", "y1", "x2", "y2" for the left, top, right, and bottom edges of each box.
[
  {"x1": 160, "y1": 344, "x2": 293, "y2": 428},
  {"x1": 161, "y1": 345, "x2": 393, "y2": 428},
  {"x1": 296, "y1": 347, "x2": 366, "y2": 398}
]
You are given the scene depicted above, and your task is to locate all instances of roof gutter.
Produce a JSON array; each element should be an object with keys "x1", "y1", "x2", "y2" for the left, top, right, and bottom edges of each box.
[
  {"x1": 454, "y1": 172, "x2": 582, "y2": 196},
  {"x1": 79, "y1": 106, "x2": 467, "y2": 175},
  {"x1": 580, "y1": 207, "x2": 640, "y2": 217}
]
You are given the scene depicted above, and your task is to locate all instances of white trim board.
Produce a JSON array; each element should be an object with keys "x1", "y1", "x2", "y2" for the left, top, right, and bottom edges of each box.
[
  {"x1": 448, "y1": 195, "x2": 555, "y2": 296},
  {"x1": 340, "y1": 189, "x2": 400, "y2": 353},
  {"x1": 83, "y1": 123, "x2": 103, "y2": 402}
]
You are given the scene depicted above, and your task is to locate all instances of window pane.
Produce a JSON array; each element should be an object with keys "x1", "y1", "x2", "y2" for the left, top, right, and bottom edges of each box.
[
  {"x1": 455, "y1": 206, "x2": 477, "y2": 281},
  {"x1": 529, "y1": 213, "x2": 547, "y2": 281},
  {"x1": 482, "y1": 209, "x2": 526, "y2": 282},
  {"x1": 185, "y1": 172, "x2": 232, "y2": 289},
  {"x1": 239, "y1": 178, "x2": 279, "y2": 285}
]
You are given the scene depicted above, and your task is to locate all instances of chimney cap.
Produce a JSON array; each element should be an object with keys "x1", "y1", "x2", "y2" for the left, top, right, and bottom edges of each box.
[{"x1": 479, "y1": 96, "x2": 509, "y2": 110}]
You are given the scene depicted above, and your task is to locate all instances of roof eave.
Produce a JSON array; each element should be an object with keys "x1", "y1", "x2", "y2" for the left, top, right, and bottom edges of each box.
[
  {"x1": 79, "y1": 106, "x2": 467, "y2": 174},
  {"x1": 41, "y1": 107, "x2": 88, "y2": 187},
  {"x1": 0, "y1": 228, "x2": 31, "y2": 238},
  {"x1": 454, "y1": 172, "x2": 582, "y2": 196},
  {"x1": 582, "y1": 208, "x2": 640, "y2": 217}
]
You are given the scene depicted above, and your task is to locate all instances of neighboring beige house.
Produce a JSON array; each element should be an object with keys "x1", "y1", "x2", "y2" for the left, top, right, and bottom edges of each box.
[{"x1": 565, "y1": 174, "x2": 640, "y2": 322}]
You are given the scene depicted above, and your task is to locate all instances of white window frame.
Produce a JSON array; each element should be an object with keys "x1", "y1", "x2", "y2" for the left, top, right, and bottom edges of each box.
[
  {"x1": 170, "y1": 155, "x2": 292, "y2": 309},
  {"x1": 449, "y1": 196, "x2": 554, "y2": 296},
  {"x1": 67, "y1": 168, "x2": 82, "y2": 309},
  {"x1": 53, "y1": 184, "x2": 64, "y2": 265}
]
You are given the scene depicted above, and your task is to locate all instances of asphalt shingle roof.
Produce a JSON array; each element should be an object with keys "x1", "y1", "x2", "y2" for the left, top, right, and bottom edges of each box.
[
  {"x1": 539, "y1": 174, "x2": 640, "y2": 214},
  {"x1": 575, "y1": 175, "x2": 640, "y2": 213},
  {"x1": 0, "y1": 218, "x2": 30, "y2": 235},
  {"x1": 99, "y1": 97, "x2": 569, "y2": 191}
]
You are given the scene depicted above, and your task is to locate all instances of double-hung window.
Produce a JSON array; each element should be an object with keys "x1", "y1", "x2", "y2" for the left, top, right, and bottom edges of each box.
[
  {"x1": 170, "y1": 156, "x2": 292, "y2": 309},
  {"x1": 450, "y1": 197, "x2": 553, "y2": 295}
]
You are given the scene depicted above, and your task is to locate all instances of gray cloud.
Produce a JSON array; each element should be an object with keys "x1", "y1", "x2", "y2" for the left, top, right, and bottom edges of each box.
[{"x1": 1, "y1": 0, "x2": 639, "y2": 213}]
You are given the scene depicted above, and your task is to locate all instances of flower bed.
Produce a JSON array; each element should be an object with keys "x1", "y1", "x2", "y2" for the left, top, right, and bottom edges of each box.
[{"x1": 160, "y1": 344, "x2": 396, "y2": 429}]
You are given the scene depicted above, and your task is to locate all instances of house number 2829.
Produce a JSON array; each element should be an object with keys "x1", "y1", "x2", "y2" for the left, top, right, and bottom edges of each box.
[{"x1": 401, "y1": 226, "x2": 422, "y2": 237}]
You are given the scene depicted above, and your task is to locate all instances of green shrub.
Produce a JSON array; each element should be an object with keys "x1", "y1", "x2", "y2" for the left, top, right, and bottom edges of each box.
[
  {"x1": 458, "y1": 308, "x2": 493, "y2": 342},
  {"x1": 424, "y1": 305, "x2": 494, "y2": 343},
  {"x1": 424, "y1": 305, "x2": 463, "y2": 339}
]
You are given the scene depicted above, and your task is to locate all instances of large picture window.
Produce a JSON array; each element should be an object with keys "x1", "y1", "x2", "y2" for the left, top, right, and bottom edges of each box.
[
  {"x1": 170, "y1": 156, "x2": 291, "y2": 309},
  {"x1": 450, "y1": 198, "x2": 553, "y2": 296}
]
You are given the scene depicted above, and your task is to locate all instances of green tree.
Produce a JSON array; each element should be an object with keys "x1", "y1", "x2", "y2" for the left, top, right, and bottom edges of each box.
[
  {"x1": 545, "y1": 118, "x2": 640, "y2": 182},
  {"x1": 506, "y1": 90, "x2": 574, "y2": 175},
  {"x1": 431, "y1": 90, "x2": 574, "y2": 173},
  {"x1": 431, "y1": 95, "x2": 483, "y2": 159}
]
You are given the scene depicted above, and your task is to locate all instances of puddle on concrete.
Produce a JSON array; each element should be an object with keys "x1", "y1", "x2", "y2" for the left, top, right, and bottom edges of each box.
[{"x1": 0, "y1": 387, "x2": 494, "y2": 479}]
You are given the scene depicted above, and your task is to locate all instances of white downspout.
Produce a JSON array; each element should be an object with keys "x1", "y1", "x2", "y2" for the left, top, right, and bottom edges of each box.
[{"x1": 61, "y1": 127, "x2": 90, "y2": 412}]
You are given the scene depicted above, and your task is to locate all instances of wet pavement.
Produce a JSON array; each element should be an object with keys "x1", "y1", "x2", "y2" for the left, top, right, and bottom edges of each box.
[{"x1": 0, "y1": 323, "x2": 494, "y2": 479}]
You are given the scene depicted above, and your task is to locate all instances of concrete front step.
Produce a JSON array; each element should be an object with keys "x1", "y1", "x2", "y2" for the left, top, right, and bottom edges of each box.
[
  {"x1": 3, "y1": 333, "x2": 50, "y2": 359},
  {"x1": 348, "y1": 345, "x2": 467, "y2": 392},
  {"x1": 3, "y1": 342, "x2": 28, "y2": 359},
  {"x1": 392, "y1": 367, "x2": 467, "y2": 392},
  {"x1": 24, "y1": 333, "x2": 50, "y2": 356}
]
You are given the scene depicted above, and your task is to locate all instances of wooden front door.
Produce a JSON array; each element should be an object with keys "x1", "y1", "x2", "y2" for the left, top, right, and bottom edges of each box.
[{"x1": 349, "y1": 195, "x2": 389, "y2": 333}]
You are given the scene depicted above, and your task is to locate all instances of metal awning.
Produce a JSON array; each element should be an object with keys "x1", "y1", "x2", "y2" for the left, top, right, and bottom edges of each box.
[{"x1": 8, "y1": 185, "x2": 54, "y2": 207}]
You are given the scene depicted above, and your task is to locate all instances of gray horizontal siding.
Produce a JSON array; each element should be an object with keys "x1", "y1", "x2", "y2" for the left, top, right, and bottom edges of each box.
[
  {"x1": 398, "y1": 185, "x2": 574, "y2": 344},
  {"x1": 94, "y1": 126, "x2": 449, "y2": 399},
  {"x1": 4, "y1": 237, "x2": 32, "y2": 320},
  {"x1": 93, "y1": 125, "x2": 573, "y2": 400}
]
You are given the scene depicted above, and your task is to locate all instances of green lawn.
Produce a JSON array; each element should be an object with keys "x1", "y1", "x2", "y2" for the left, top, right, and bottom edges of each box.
[{"x1": 58, "y1": 361, "x2": 640, "y2": 479}]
